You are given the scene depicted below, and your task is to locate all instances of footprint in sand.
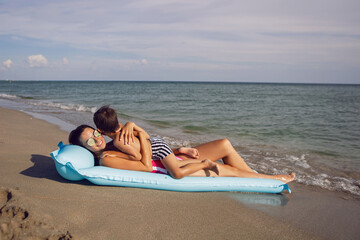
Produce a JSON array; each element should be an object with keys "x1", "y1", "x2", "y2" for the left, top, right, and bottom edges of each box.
[
  {"x1": 0, "y1": 187, "x2": 75, "y2": 240},
  {"x1": 0, "y1": 189, "x2": 12, "y2": 209}
]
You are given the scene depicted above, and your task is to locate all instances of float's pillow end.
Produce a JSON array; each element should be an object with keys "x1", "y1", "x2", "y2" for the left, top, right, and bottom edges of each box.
[{"x1": 50, "y1": 141, "x2": 94, "y2": 181}]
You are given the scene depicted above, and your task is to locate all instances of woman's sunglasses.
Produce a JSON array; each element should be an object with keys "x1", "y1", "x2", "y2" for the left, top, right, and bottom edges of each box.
[{"x1": 86, "y1": 130, "x2": 102, "y2": 147}]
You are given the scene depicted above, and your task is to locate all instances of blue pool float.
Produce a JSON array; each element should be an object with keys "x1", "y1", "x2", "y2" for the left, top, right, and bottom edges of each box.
[{"x1": 50, "y1": 142, "x2": 290, "y2": 193}]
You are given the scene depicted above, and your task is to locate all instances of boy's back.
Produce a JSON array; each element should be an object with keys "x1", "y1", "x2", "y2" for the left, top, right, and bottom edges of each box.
[
  {"x1": 112, "y1": 125, "x2": 142, "y2": 158},
  {"x1": 94, "y1": 105, "x2": 144, "y2": 161}
]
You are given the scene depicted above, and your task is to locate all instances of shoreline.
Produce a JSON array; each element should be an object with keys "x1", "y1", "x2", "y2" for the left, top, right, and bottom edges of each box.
[
  {"x1": 0, "y1": 106, "x2": 359, "y2": 239},
  {"x1": 1, "y1": 90, "x2": 359, "y2": 197}
]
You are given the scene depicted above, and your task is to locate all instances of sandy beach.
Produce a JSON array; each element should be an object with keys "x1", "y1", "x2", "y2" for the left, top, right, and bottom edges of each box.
[{"x1": 0, "y1": 107, "x2": 359, "y2": 240}]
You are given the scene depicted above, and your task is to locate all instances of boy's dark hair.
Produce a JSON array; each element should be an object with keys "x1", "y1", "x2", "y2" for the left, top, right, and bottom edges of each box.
[{"x1": 93, "y1": 105, "x2": 119, "y2": 133}]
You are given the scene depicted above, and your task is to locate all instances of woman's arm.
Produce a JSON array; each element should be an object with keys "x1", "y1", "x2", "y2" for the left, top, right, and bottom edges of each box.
[
  {"x1": 178, "y1": 160, "x2": 219, "y2": 178},
  {"x1": 161, "y1": 156, "x2": 218, "y2": 179},
  {"x1": 101, "y1": 156, "x2": 150, "y2": 171},
  {"x1": 101, "y1": 150, "x2": 135, "y2": 160},
  {"x1": 101, "y1": 131, "x2": 152, "y2": 172}
]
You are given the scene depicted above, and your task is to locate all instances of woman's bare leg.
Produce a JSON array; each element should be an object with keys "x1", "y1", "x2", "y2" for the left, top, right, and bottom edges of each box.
[
  {"x1": 188, "y1": 162, "x2": 296, "y2": 184},
  {"x1": 178, "y1": 139, "x2": 254, "y2": 173},
  {"x1": 164, "y1": 154, "x2": 296, "y2": 183}
]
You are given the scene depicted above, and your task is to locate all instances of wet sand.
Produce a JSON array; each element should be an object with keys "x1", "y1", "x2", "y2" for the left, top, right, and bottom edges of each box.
[{"x1": 0, "y1": 107, "x2": 359, "y2": 239}]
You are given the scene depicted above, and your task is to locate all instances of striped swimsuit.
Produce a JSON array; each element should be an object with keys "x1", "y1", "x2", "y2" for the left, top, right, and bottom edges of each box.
[
  {"x1": 149, "y1": 137, "x2": 182, "y2": 174},
  {"x1": 149, "y1": 137, "x2": 173, "y2": 160}
]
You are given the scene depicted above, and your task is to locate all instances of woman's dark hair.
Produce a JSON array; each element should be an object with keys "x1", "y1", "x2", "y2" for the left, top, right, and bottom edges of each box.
[
  {"x1": 68, "y1": 124, "x2": 101, "y2": 165},
  {"x1": 68, "y1": 124, "x2": 93, "y2": 147}
]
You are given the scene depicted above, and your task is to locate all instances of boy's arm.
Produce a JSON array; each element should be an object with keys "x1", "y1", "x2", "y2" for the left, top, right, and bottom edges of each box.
[
  {"x1": 102, "y1": 131, "x2": 152, "y2": 171},
  {"x1": 113, "y1": 131, "x2": 142, "y2": 161},
  {"x1": 120, "y1": 122, "x2": 150, "y2": 144},
  {"x1": 132, "y1": 123, "x2": 150, "y2": 138},
  {"x1": 138, "y1": 131, "x2": 152, "y2": 171}
]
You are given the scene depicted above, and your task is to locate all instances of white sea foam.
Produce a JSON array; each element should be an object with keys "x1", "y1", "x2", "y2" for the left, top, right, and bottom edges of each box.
[
  {"x1": 295, "y1": 173, "x2": 360, "y2": 196},
  {"x1": 0, "y1": 92, "x2": 96, "y2": 114},
  {"x1": 161, "y1": 136, "x2": 192, "y2": 148},
  {"x1": 244, "y1": 151, "x2": 359, "y2": 196},
  {"x1": 0, "y1": 93, "x2": 18, "y2": 99},
  {"x1": 164, "y1": 136, "x2": 357, "y2": 195},
  {"x1": 28, "y1": 100, "x2": 97, "y2": 113},
  {"x1": 286, "y1": 154, "x2": 311, "y2": 169}
]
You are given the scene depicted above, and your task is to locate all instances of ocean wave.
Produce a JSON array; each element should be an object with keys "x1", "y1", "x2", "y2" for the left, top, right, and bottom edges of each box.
[
  {"x1": 0, "y1": 93, "x2": 18, "y2": 99},
  {"x1": 183, "y1": 125, "x2": 210, "y2": 133},
  {"x1": 0, "y1": 93, "x2": 98, "y2": 115},
  {"x1": 156, "y1": 134, "x2": 360, "y2": 196},
  {"x1": 246, "y1": 153, "x2": 360, "y2": 196},
  {"x1": 157, "y1": 136, "x2": 193, "y2": 148},
  {"x1": 148, "y1": 120, "x2": 173, "y2": 128},
  {"x1": 295, "y1": 173, "x2": 360, "y2": 196},
  {"x1": 2, "y1": 85, "x2": 359, "y2": 197},
  {"x1": 19, "y1": 95, "x2": 35, "y2": 100},
  {"x1": 29, "y1": 101, "x2": 98, "y2": 113},
  {"x1": 0, "y1": 93, "x2": 35, "y2": 100}
]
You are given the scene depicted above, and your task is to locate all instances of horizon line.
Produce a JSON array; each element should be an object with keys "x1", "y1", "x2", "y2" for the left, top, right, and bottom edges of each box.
[{"x1": 1, "y1": 79, "x2": 360, "y2": 85}]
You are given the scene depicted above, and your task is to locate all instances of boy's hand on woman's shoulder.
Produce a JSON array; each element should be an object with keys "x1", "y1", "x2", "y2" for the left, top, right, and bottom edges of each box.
[{"x1": 120, "y1": 121, "x2": 136, "y2": 145}]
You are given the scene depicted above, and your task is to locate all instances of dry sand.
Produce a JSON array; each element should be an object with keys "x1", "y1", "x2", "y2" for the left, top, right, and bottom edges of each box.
[{"x1": 0, "y1": 107, "x2": 359, "y2": 240}]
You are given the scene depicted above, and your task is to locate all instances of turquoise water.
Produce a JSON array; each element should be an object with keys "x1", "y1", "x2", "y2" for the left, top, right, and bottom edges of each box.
[{"x1": 1, "y1": 80, "x2": 359, "y2": 195}]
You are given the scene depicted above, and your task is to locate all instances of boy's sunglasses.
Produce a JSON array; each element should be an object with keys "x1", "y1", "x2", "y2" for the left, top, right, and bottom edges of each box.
[{"x1": 86, "y1": 130, "x2": 102, "y2": 147}]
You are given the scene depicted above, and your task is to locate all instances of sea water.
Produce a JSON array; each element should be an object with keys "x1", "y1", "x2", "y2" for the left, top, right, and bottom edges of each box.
[{"x1": 1, "y1": 80, "x2": 359, "y2": 196}]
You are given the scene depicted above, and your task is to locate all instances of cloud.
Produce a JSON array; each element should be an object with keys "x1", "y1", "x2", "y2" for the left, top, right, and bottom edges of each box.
[
  {"x1": 27, "y1": 54, "x2": 49, "y2": 67},
  {"x1": 63, "y1": 57, "x2": 69, "y2": 65},
  {"x1": 139, "y1": 59, "x2": 148, "y2": 65},
  {"x1": 2, "y1": 59, "x2": 14, "y2": 69},
  {"x1": 1, "y1": 1, "x2": 359, "y2": 82}
]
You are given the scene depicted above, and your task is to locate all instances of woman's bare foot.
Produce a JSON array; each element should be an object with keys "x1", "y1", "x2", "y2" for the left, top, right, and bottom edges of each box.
[{"x1": 276, "y1": 172, "x2": 296, "y2": 183}]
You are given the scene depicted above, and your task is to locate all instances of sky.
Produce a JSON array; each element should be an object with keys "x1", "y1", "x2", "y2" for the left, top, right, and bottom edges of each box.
[{"x1": 0, "y1": 0, "x2": 359, "y2": 83}]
